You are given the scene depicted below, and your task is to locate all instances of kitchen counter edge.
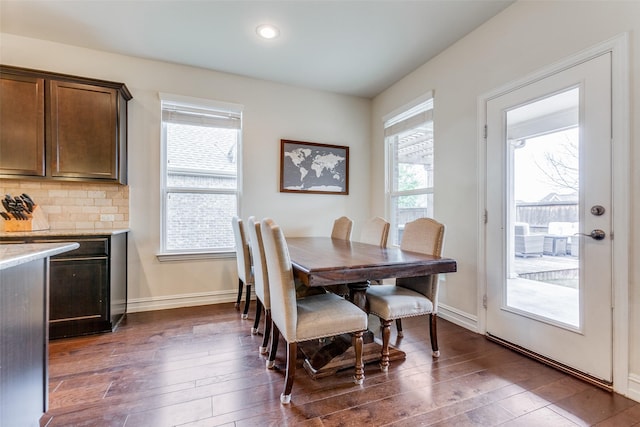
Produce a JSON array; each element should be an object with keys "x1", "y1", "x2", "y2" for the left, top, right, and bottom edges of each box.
[
  {"x1": 0, "y1": 242, "x2": 80, "y2": 271},
  {"x1": 0, "y1": 228, "x2": 130, "y2": 238}
]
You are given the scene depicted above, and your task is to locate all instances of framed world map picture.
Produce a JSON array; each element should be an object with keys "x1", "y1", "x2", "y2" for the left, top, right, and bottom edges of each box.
[{"x1": 280, "y1": 139, "x2": 349, "y2": 195}]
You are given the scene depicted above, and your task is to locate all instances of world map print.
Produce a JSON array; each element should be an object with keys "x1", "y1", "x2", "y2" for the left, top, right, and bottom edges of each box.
[{"x1": 281, "y1": 141, "x2": 348, "y2": 193}]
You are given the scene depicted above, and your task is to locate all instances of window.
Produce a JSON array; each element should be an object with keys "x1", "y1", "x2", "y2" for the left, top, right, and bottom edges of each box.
[
  {"x1": 159, "y1": 93, "x2": 242, "y2": 258},
  {"x1": 384, "y1": 92, "x2": 434, "y2": 246}
]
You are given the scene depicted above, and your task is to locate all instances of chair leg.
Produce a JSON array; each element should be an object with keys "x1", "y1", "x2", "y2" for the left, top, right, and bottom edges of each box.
[
  {"x1": 395, "y1": 319, "x2": 404, "y2": 338},
  {"x1": 251, "y1": 299, "x2": 263, "y2": 335},
  {"x1": 281, "y1": 342, "x2": 297, "y2": 404},
  {"x1": 380, "y1": 319, "x2": 392, "y2": 372},
  {"x1": 260, "y1": 309, "x2": 271, "y2": 355},
  {"x1": 352, "y1": 330, "x2": 365, "y2": 384},
  {"x1": 235, "y1": 278, "x2": 243, "y2": 310},
  {"x1": 242, "y1": 284, "x2": 251, "y2": 319},
  {"x1": 267, "y1": 323, "x2": 279, "y2": 369},
  {"x1": 430, "y1": 313, "x2": 440, "y2": 358}
]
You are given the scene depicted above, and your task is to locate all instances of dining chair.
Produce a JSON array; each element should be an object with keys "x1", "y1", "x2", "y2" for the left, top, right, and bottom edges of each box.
[
  {"x1": 231, "y1": 216, "x2": 253, "y2": 319},
  {"x1": 331, "y1": 216, "x2": 353, "y2": 241},
  {"x1": 360, "y1": 216, "x2": 390, "y2": 247},
  {"x1": 247, "y1": 217, "x2": 271, "y2": 354},
  {"x1": 327, "y1": 216, "x2": 354, "y2": 296},
  {"x1": 365, "y1": 217, "x2": 445, "y2": 371},
  {"x1": 359, "y1": 217, "x2": 390, "y2": 286},
  {"x1": 260, "y1": 218, "x2": 367, "y2": 404}
]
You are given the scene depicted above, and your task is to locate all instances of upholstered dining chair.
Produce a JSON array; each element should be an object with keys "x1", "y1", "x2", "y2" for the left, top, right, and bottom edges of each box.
[
  {"x1": 360, "y1": 216, "x2": 390, "y2": 248},
  {"x1": 247, "y1": 217, "x2": 271, "y2": 354},
  {"x1": 327, "y1": 216, "x2": 354, "y2": 296},
  {"x1": 360, "y1": 217, "x2": 390, "y2": 286},
  {"x1": 331, "y1": 216, "x2": 353, "y2": 241},
  {"x1": 365, "y1": 217, "x2": 445, "y2": 371},
  {"x1": 232, "y1": 216, "x2": 253, "y2": 319},
  {"x1": 260, "y1": 218, "x2": 368, "y2": 404}
]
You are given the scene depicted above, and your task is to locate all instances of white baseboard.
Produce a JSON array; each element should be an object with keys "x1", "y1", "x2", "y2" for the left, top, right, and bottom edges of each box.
[
  {"x1": 627, "y1": 374, "x2": 640, "y2": 403},
  {"x1": 127, "y1": 290, "x2": 253, "y2": 313},
  {"x1": 438, "y1": 303, "x2": 479, "y2": 333}
]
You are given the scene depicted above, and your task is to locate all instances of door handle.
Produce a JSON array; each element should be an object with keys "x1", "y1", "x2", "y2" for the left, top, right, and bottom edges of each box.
[{"x1": 575, "y1": 229, "x2": 606, "y2": 240}]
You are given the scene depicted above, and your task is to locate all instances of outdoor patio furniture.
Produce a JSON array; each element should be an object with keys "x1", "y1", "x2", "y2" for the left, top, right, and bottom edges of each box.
[
  {"x1": 545, "y1": 222, "x2": 579, "y2": 256},
  {"x1": 514, "y1": 222, "x2": 544, "y2": 257}
]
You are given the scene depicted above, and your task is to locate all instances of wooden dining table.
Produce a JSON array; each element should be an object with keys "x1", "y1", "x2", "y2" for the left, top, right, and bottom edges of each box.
[{"x1": 286, "y1": 236, "x2": 457, "y2": 378}]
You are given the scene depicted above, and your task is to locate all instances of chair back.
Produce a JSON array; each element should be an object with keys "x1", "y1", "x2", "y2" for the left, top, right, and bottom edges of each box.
[
  {"x1": 397, "y1": 218, "x2": 445, "y2": 306},
  {"x1": 260, "y1": 218, "x2": 298, "y2": 342},
  {"x1": 360, "y1": 217, "x2": 390, "y2": 247},
  {"x1": 331, "y1": 216, "x2": 353, "y2": 241},
  {"x1": 247, "y1": 217, "x2": 269, "y2": 309},
  {"x1": 232, "y1": 216, "x2": 252, "y2": 284}
]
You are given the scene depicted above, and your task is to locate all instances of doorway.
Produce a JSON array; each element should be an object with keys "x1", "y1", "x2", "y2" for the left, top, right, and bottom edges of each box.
[{"x1": 485, "y1": 52, "x2": 613, "y2": 384}]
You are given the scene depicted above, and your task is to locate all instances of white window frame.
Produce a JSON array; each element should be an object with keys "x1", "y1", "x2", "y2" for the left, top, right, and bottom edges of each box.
[
  {"x1": 157, "y1": 93, "x2": 243, "y2": 261},
  {"x1": 384, "y1": 91, "x2": 434, "y2": 246}
]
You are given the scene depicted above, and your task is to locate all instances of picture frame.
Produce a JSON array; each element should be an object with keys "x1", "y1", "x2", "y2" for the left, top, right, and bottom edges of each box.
[{"x1": 280, "y1": 139, "x2": 349, "y2": 195}]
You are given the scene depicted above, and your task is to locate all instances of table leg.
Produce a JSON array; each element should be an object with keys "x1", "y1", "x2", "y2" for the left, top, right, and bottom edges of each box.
[
  {"x1": 348, "y1": 281, "x2": 369, "y2": 311},
  {"x1": 300, "y1": 281, "x2": 406, "y2": 379}
]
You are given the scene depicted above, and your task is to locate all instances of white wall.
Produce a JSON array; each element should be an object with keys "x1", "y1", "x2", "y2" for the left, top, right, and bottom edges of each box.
[
  {"x1": 371, "y1": 1, "x2": 639, "y2": 400},
  {"x1": 0, "y1": 33, "x2": 372, "y2": 311},
  {"x1": 2, "y1": 0, "x2": 638, "y2": 401}
]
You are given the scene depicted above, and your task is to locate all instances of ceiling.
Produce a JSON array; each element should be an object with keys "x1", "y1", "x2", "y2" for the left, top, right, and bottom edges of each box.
[{"x1": 0, "y1": 0, "x2": 514, "y2": 98}]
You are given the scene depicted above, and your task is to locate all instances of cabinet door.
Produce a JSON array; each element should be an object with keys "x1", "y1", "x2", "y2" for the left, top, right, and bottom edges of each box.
[
  {"x1": 0, "y1": 259, "x2": 48, "y2": 426},
  {"x1": 49, "y1": 80, "x2": 118, "y2": 180},
  {"x1": 0, "y1": 73, "x2": 45, "y2": 176},
  {"x1": 49, "y1": 257, "x2": 109, "y2": 338}
]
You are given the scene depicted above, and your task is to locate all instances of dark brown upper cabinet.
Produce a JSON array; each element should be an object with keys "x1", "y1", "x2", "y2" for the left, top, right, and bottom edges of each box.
[
  {"x1": 0, "y1": 66, "x2": 132, "y2": 184},
  {"x1": 0, "y1": 72, "x2": 46, "y2": 177}
]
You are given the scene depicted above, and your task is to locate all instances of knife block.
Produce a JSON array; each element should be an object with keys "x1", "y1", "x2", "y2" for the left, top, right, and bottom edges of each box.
[{"x1": 1, "y1": 206, "x2": 50, "y2": 232}]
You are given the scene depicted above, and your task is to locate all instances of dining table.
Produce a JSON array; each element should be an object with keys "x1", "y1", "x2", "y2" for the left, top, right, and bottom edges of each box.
[{"x1": 286, "y1": 236, "x2": 457, "y2": 378}]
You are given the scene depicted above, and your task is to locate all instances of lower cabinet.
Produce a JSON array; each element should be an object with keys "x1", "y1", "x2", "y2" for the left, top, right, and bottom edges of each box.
[
  {"x1": 0, "y1": 257, "x2": 47, "y2": 427},
  {"x1": 49, "y1": 254, "x2": 110, "y2": 338},
  {"x1": 1, "y1": 232, "x2": 128, "y2": 339}
]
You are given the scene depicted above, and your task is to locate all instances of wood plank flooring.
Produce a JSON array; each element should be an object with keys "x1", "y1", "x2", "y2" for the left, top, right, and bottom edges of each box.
[{"x1": 42, "y1": 303, "x2": 640, "y2": 426}]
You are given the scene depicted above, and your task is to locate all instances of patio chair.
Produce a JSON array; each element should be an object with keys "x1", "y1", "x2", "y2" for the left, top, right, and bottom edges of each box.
[{"x1": 514, "y1": 222, "x2": 544, "y2": 258}]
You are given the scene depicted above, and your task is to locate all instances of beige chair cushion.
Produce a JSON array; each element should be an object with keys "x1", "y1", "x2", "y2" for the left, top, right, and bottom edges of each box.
[
  {"x1": 296, "y1": 293, "x2": 368, "y2": 342},
  {"x1": 366, "y1": 284, "x2": 434, "y2": 321}
]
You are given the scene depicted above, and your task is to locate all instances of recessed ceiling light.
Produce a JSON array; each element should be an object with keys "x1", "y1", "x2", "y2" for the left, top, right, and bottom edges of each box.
[{"x1": 256, "y1": 24, "x2": 280, "y2": 40}]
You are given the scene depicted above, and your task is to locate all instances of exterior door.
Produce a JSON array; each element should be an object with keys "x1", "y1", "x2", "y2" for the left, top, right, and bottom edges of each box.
[{"x1": 485, "y1": 52, "x2": 612, "y2": 383}]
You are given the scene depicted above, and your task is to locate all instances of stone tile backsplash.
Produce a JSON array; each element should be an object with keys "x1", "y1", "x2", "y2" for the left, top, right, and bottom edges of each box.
[{"x1": 0, "y1": 180, "x2": 129, "y2": 230}]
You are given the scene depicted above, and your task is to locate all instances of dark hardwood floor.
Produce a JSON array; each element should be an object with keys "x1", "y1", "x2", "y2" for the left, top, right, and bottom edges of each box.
[{"x1": 42, "y1": 303, "x2": 640, "y2": 426}]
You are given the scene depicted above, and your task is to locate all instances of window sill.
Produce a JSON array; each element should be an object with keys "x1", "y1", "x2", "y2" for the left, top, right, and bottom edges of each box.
[{"x1": 156, "y1": 251, "x2": 235, "y2": 262}]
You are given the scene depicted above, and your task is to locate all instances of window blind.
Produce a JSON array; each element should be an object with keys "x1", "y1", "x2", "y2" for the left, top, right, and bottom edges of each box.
[
  {"x1": 383, "y1": 92, "x2": 434, "y2": 138},
  {"x1": 160, "y1": 92, "x2": 242, "y2": 130}
]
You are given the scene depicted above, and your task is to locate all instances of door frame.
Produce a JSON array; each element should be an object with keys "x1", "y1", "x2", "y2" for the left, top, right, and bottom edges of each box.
[{"x1": 477, "y1": 33, "x2": 630, "y2": 395}]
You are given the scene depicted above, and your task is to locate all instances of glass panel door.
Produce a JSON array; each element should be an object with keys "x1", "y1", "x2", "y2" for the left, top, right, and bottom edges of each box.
[{"x1": 507, "y1": 88, "x2": 580, "y2": 329}]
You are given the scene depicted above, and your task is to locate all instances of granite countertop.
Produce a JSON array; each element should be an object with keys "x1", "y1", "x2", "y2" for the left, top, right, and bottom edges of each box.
[
  {"x1": 0, "y1": 242, "x2": 80, "y2": 270},
  {"x1": 0, "y1": 228, "x2": 130, "y2": 238}
]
